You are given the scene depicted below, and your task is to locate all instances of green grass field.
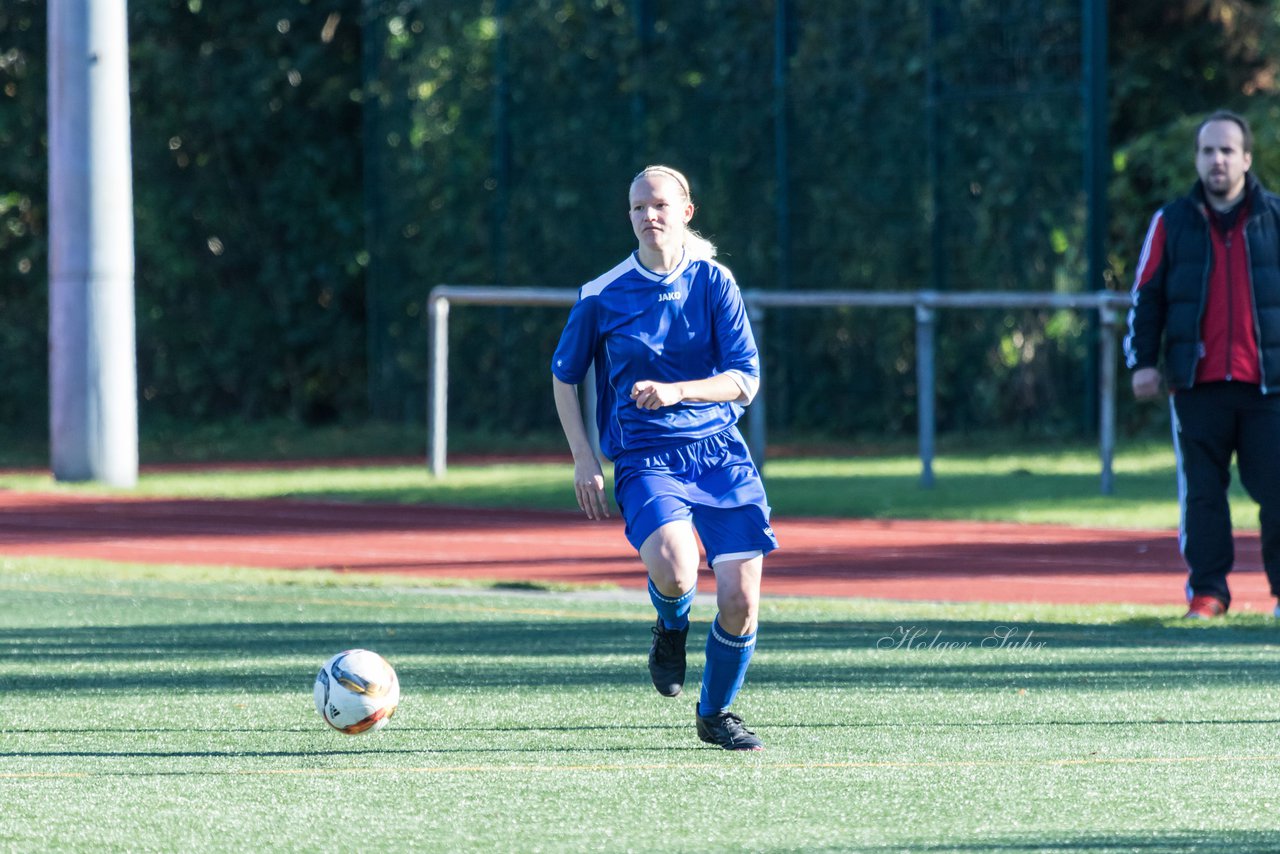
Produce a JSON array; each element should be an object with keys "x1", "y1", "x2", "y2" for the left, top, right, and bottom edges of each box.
[
  {"x1": 4, "y1": 556, "x2": 1280, "y2": 852},
  {"x1": 2, "y1": 438, "x2": 1275, "y2": 850}
]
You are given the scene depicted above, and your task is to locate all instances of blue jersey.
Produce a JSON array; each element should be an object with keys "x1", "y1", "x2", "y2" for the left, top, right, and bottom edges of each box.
[{"x1": 552, "y1": 252, "x2": 760, "y2": 460}]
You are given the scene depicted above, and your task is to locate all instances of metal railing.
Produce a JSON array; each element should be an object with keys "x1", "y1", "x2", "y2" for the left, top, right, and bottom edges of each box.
[{"x1": 428, "y1": 285, "x2": 1132, "y2": 493}]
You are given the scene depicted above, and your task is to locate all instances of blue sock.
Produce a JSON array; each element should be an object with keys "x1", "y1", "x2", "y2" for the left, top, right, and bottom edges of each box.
[
  {"x1": 648, "y1": 577, "x2": 695, "y2": 630},
  {"x1": 697, "y1": 617, "x2": 756, "y2": 716}
]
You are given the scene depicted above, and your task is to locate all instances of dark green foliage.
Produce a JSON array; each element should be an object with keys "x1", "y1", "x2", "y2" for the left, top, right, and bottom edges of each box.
[
  {"x1": 2, "y1": 1, "x2": 1278, "y2": 445},
  {"x1": 1109, "y1": 0, "x2": 1279, "y2": 144},
  {"x1": 128, "y1": 0, "x2": 366, "y2": 423},
  {"x1": 0, "y1": 2, "x2": 46, "y2": 430},
  {"x1": 375, "y1": 0, "x2": 1096, "y2": 438}
]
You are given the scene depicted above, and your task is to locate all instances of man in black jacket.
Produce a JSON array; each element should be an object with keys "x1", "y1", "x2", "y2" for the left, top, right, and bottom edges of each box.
[{"x1": 1125, "y1": 109, "x2": 1280, "y2": 618}]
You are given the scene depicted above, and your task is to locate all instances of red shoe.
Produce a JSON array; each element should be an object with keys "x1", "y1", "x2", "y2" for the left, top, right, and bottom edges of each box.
[{"x1": 1184, "y1": 594, "x2": 1227, "y2": 619}]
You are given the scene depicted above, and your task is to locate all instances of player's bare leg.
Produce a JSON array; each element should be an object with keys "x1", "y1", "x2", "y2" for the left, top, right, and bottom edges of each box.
[{"x1": 641, "y1": 521, "x2": 699, "y2": 697}]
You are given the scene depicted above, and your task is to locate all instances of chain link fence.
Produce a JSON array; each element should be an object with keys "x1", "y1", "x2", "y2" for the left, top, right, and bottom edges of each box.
[{"x1": 360, "y1": 0, "x2": 1104, "y2": 441}]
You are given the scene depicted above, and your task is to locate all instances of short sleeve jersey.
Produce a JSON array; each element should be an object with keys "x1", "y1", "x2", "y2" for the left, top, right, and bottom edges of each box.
[{"x1": 551, "y1": 252, "x2": 760, "y2": 460}]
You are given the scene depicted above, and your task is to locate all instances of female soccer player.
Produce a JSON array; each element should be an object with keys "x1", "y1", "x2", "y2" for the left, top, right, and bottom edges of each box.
[{"x1": 551, "y1": 165, "x2": 778, "y2": 750}]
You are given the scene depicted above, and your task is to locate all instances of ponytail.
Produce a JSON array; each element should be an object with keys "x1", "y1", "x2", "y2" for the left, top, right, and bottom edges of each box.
[{"x1": 683, "y1": 230, "x2": 718, "y2": 261}]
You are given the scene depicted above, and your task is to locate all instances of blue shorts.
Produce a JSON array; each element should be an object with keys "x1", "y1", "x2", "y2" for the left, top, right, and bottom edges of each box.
[{"x1": 613, "y1": 426, "x2": 778, "y2": 566}]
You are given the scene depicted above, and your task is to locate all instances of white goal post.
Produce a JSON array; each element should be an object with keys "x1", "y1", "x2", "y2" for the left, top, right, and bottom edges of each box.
[{"x1": 427, "y1": 285, "x2": 1131, "y2": 493}]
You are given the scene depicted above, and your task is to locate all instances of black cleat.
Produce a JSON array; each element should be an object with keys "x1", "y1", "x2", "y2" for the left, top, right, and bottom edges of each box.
[
  {"x1": 648, "y1": 618, "x2": 688, "y2": 698},
  {"x1": 696, "y1": 707, "x2": 764, "y2": 751}
]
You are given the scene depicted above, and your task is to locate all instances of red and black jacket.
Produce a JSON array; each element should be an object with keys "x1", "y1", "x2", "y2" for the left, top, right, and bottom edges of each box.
[{"x1": 1125, "y1": 172, "x2": 1280, "y2": 394}]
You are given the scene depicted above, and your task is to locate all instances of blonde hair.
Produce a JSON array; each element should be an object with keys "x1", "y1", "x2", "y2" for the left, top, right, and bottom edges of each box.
[{"x1": 630, "y1": 165, "x2": 718, "y2": 261}]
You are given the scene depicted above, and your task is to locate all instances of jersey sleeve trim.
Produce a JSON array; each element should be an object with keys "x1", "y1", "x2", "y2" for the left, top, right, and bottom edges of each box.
[{"x1": 722, "y1": 369, "x2": 759, "y2": 405}]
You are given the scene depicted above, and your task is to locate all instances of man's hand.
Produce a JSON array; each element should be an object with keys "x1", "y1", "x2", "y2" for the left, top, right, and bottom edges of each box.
[{"x1": 1132, "y1": 367, "x2": 1163, "y2": 400}]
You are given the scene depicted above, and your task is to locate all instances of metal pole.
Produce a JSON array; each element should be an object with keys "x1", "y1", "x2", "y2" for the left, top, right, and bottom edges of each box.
[
  {"x1": 428, "y1": 296, "x2": 450, "y2": 477},
  {"x1": 422, "y1": 286, "x2": 1129, "y2": 485},
  {"x1": 773, "y1": 0, "x2": 791, "y2": 296},
  {"x1": 491, "y1": 0, "x2": 510, "y2": 282},
  {"x1": 1081, "y1": 0, "x2": 1110, "y2": 434},
  {"x1": 771, "y1": 0, "x2": 792, "y2": 427},
  {"x1": 1098, "y1": 304, "x2": 1119, "y2": 495},
  {"x1": 48, "y1": 0, "x2": 138, "y2": 487},
  {"x1": 915, "y1": 300, "x2": 937, "y2": 489},
  {"x1": 925, "y1": 1, "x2": 949, "y2": 296},
  {"x1": 361, "y1": 0, "x2": 388, "y2": 418}
]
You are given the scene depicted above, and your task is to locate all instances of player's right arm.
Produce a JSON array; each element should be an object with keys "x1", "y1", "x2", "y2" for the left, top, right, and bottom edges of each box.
[
  {"x1": 551, "y1": 295, "x2": 609, "y2": 520},
  {"x1": 1125, "y1": 210, "x2": 1169, "y2": 400},
  {"x1": 552, "y1": 376, "x2": 609, "y2": 520}
]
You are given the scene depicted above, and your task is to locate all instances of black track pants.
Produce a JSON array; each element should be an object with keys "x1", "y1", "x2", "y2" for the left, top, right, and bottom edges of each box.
[{"x1": 1171, "y1": 381, "x2": 1280, "y2": 605}]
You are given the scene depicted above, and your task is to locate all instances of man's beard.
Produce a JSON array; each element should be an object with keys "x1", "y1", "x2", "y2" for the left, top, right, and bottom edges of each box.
[{"x1": 1205, "y1": 174, "x2": 1239, "y2": 201}]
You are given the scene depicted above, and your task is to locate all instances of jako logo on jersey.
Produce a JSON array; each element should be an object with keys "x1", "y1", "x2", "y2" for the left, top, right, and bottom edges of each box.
[{"x1": 658, "y1": 291, "x2": 682, "y2": 302}]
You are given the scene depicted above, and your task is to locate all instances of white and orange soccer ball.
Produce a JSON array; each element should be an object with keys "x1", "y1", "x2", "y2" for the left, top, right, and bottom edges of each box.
[{"x1": 313, "y1": 649, "x2": 400, "y2": 734}]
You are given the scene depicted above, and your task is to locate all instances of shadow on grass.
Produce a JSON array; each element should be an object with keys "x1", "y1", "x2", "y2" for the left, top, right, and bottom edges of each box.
[
  {"x1": 850, "y1": 831, "x2": 1280, "y2": 853},
  {"x1": 3, "y1": 616, "x2": 1279, "y2": 693}
]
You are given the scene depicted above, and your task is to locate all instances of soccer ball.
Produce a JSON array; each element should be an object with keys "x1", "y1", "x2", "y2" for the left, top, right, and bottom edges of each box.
[{"x1": 313, "y1": 649, "x2": 400, "y2": 734}]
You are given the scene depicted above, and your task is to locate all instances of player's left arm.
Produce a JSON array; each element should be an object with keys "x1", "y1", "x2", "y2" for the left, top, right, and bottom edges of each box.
[
  {"x1": 708, "y1": 265, "x2": 760, "y2": 404},
  {"x1": 630, "y1": 374, "x2": 745, "y2": 410}
]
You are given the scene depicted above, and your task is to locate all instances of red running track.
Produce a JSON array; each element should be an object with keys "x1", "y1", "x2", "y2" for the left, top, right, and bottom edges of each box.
[{"x1": 0, "y1": 490, "x2": 1270, "y2": 612}]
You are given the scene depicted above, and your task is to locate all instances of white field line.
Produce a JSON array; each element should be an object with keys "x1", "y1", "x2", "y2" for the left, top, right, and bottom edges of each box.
[{"x1": 5, "y1": 753, "x2": 1280, "y2": 780}]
